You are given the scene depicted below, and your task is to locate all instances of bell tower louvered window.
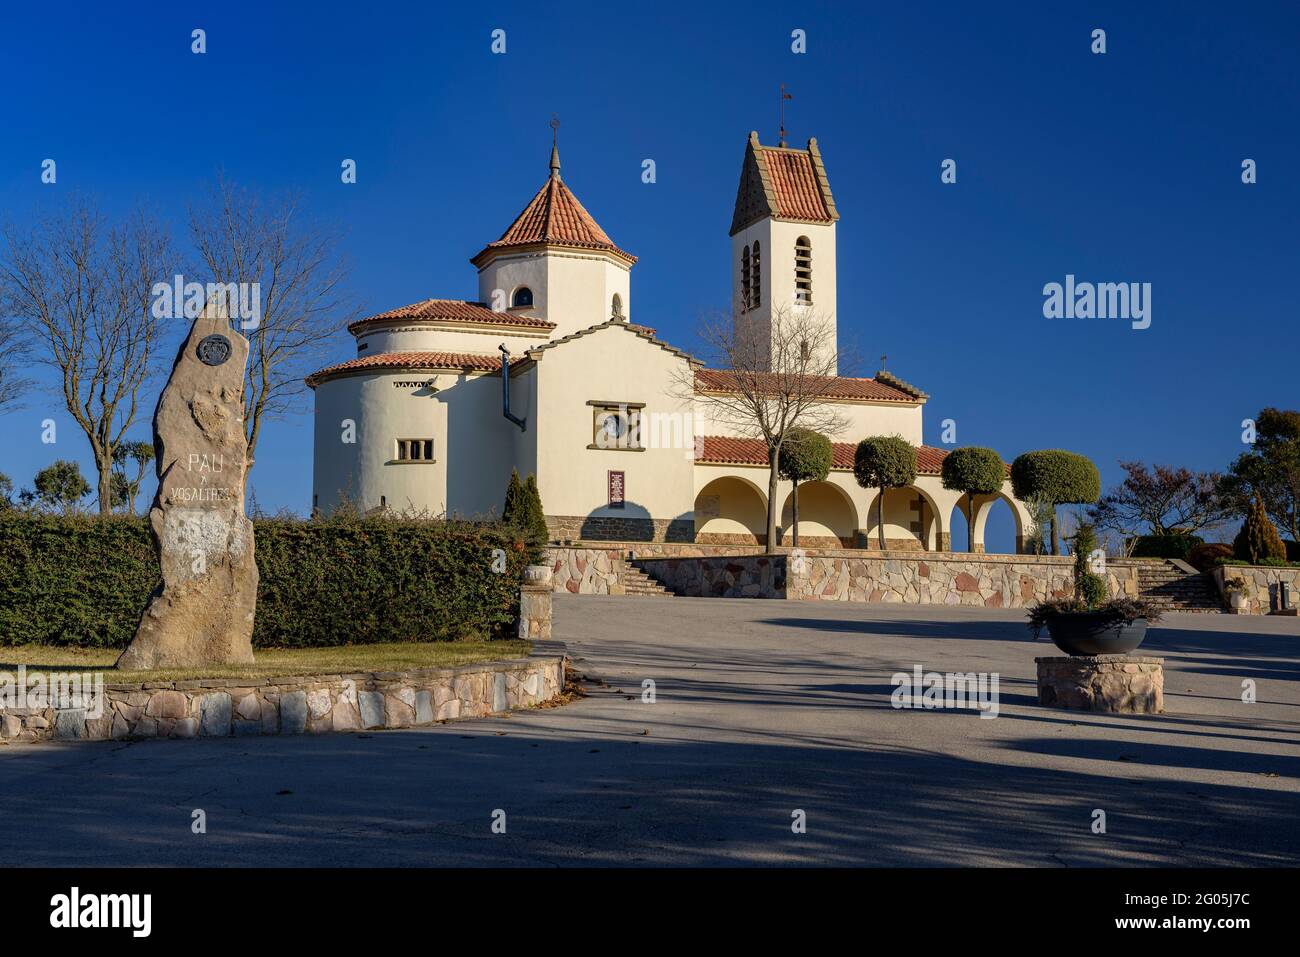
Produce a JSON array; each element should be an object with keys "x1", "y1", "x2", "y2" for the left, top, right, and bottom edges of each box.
[
  {"x1": 794, "y1": 236, "x2": 812, "y2": 304},
  {"x1": 741, "y1": 245, "x2": 751, "y2": 310}
]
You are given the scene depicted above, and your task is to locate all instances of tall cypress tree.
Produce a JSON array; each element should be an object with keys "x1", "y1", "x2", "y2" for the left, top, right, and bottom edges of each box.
[
  {"x1": 523, "y1": 474, "x2": 550, "y2": 545},
  {"x1": 502, "y1": 469, "x2": 525, "y2": 527}
]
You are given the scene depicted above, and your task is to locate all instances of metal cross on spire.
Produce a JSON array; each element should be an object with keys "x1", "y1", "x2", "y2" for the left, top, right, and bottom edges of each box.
[
  {"x1": 549, "y1": 114, "x2": 561, "y2": 178},
  {"x1": 778, "y1": 84, "x2": 793, "y2": 147},
  {"x1": 880, "y1": 353, "x2": 888, "y2": 371}
]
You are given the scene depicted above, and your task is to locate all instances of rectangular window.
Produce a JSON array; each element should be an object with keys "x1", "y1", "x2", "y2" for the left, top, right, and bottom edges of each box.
[
  {"x1": 587, "y1": 401, "x2": 645, "y2": 451},
  {"x1": 395, "y1": 438, "x2": 435, "y2": 462}
]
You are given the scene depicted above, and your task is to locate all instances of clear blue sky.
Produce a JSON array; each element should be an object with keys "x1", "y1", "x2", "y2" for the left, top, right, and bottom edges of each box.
[{"x1": 2, "y1": 1, "x2": 1297, "y2": 549}]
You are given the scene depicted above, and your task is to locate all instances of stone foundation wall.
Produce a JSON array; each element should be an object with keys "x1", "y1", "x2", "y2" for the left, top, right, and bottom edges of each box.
[
  {"x1": 0, "y1": 656, "x2": 565, "y2": 745},
  {"x1": 547, "y1": 515, "x2": 693, "y2": 543},
  {"x1": 1212, "y1": 564, "x2": 1300, "y2": 614}
]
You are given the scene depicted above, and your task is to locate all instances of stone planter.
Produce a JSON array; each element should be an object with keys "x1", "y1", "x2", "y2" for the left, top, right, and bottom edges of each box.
[
  {"x1": 523, "y1": 564, "x2": 553, "y2": 587},
  {"x1": 1036, "y1": 655, "x2": 1164, "y2": 713},
  {"x1": 1044, "y1": 613, "x2": 1148, "y2": 656}
]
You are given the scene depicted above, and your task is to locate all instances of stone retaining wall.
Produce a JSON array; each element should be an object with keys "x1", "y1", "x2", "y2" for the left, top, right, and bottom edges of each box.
[
  {"x1": 628, "y1": 551, "x2": 1142, "y2": 606},
  {"x1": 545, "y1": 542, "x2": 770, "y2": 594},
  {"x1": 1212, "y1": 564, "x2": 1300, "y2": 614},
  {"x1": 0, "y1": 656, "x2": 565, "y2": 745}
]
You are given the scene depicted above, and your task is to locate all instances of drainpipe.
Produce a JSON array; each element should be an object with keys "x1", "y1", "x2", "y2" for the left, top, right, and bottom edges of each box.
[{"x1": 498, "y1": 343, "x2": 526, "y2": 431}]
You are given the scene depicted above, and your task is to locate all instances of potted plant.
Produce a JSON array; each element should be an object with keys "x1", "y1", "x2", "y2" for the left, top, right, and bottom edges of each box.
[
  {"x1": 1027, "y1": 523, "x2": 1161, "y2": 655},
  {"x1": 1222, "y1": 577, "x2": 1248, "y2": 612}
]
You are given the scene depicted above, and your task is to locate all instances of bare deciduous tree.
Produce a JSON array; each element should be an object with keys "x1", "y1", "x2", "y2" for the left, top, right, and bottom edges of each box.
[
  {"x1": 0, "y1": 197, "x2": 173, "y2": 515},
  {"x1": 189, "y1": 176, "x2": 357, "y2": 481},
  {"x1": 678, "y1": 303, "x2": 851, "y2": 551},
  {"x1": 0, "y1": 306, "x2": 33, "y2": 412}
]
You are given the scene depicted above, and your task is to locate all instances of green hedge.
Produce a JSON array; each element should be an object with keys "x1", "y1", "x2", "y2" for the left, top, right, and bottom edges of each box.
[
  {"x1": 0, "y1": 513, "x2": 530, "y2": 648},
  {"x1": 1130, "y1": 533, "x2": 1204, "y2": 560}
]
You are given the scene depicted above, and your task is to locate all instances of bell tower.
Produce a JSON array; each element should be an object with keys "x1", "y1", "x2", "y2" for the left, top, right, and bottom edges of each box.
[{"x1": 730, "y1": 131, "x2": 839, "y2": 371}]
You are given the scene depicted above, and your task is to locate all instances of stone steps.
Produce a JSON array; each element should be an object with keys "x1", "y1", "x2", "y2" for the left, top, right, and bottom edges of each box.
[
  {"x1": 620, "y1": 566, "x2": 675, "y2": 598},
  {"x1": 1135, "y1": 561, "x2": 1223, "y2": 613}
]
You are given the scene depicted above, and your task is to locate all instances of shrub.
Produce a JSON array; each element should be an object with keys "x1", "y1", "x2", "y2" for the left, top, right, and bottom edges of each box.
[
  {"x1": 1234, "y1": 492, "x2": 1286, "y2": 565},
  {"x1": 1187, "y1": 542, "x2": 1234, "y2": 571},
  {"x1": 0, "y1": 512, "x2": 530, "y2": 648},
  {"x1": 1079, "y1": 572, "x2": 1108, "y2": 607},
  {"x1": 1130, "y1": 532, "x2": 1204, "y2": 560},
  {"x1": 1287, "y1": 540, "x2": 1300, "y2": 562}
]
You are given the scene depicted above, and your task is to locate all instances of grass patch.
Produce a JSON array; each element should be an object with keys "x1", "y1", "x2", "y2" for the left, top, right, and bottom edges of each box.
[{"x1": 0, "y1": 640, "x2": 533, "y2": 683}]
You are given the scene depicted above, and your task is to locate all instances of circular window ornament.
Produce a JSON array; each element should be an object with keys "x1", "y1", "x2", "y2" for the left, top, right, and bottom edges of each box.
[
  {"x1": 196, "y1": 334, "x2": 232, "y2": 367},
  {"x1": 601, "y1": 412, "x2": 627, "y2": 441}
]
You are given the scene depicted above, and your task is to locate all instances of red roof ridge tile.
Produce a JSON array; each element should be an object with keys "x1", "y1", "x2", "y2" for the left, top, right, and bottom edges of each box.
[
  {"x1": 306, "y1": 350, "x2": 510, "y2": 388},
  {"x1": 694, "y1": 368, "x2": 922, "y2": 403},
  {"x1": 347, "y1": 299, "x2": 555, "y2": 335}
]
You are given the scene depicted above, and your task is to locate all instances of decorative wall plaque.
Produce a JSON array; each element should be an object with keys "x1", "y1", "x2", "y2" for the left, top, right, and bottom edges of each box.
[{"x1": 196, "y1": 333, "x2": 233, "y2": 367}]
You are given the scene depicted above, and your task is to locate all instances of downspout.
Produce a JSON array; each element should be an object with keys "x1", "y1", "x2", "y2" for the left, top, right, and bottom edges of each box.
[{"x1": 498, "y1": 343, "x2": 527, "y2": 431}]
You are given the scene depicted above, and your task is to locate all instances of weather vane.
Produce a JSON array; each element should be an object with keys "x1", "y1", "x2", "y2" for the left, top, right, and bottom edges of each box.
[
  {"x1": 779, "y1": 84, "x2": 792, "y2": 147},
  {"x1": 880, "y1": 353, "x2": 888, "y2": 371},
  {"x1": 550, "y1": 113, "x2": 560, "y2": 144}
]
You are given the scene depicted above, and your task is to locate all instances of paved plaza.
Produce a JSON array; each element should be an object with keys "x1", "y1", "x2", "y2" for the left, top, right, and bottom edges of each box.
[{"x1": 1, "y1": 596, "x2": 1297, "y2": 866}]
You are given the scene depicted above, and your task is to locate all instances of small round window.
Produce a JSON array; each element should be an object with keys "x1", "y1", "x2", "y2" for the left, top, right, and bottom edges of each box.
[{"x1": 512, "y1": 286, "x2": 534, "y2": 308}]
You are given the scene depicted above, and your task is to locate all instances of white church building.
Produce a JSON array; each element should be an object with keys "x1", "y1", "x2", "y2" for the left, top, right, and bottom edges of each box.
[{"x1": 309, "y1": 131, "x2": 1032, "y2": 552}]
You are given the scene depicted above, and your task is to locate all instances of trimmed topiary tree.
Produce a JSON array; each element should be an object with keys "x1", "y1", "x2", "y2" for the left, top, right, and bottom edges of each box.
[
  {"x1": 940, "y1": 446, "x2": 1005, "y2": 552},
  {"x1": 853, "y1": 436, "x2": 918, "y2": 550},
  {"x1": 1234, "y1": 492, "x2": 1286, "y2": 565},
  {"x1": 778, "y1": 428, "x2": 833, "y2": 548},
  {"x1": 1010, "y1": 450, "x2": 1101, "y2": 555}
]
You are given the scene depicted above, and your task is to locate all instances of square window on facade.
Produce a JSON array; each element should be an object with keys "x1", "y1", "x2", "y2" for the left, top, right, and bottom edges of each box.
[{"x1": 589, "y1": 403, "x2": 644, "y2": 450}]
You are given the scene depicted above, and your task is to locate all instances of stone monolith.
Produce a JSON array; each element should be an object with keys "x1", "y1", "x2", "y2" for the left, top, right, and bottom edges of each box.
[{"x1": 116, "y1": 301, "x2": 258, "y2": 670}]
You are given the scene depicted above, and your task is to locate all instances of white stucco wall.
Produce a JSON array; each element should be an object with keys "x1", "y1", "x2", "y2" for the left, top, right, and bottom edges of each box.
[
  {"x1": 355, "y1": 323, "x2": 552, "y2": 356},
  {"x1": 530, "y1": 324, "x2": 694, "y2": 523},
  {"x1": 477, "y1": 248, "x2": 631, "y2": 338},
  {"x1": 312, "y1": 370, "x2": 515, "y2": 518}
]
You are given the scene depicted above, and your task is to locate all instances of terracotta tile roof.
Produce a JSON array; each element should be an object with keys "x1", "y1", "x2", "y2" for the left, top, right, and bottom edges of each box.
[
  {"x1": 763, "y1": 149, "x2": 834, "y2": 221},
  {"x1": 306, "y1": 350, "x2": 504, "y2": 388},
  {"x1": 347, "y1": 299, "x2": 555, "y2": 335},
  {"x1": 472, "y1": 174, "x2": 635, "y2": 265},
  {"x1": 731, "y1": 132, "x2": 839, "y2": 235},
  {"x1": 696, "y1": 437, "x2": 995, "y2": 477},
  {"x1": 694, "y1": 369, "x2": 921, "y2": 403}
]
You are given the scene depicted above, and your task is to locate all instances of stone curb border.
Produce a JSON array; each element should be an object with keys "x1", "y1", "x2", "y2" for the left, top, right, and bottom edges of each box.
[{"x1": 0, "y1": 654, "x2": 566, "y2": 745}]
